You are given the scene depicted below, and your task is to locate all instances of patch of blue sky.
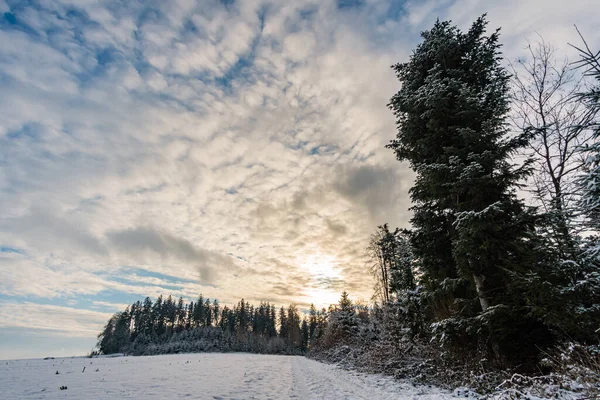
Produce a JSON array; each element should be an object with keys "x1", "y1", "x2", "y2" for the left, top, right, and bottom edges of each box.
[
  {"x1": 1, "y1": 7, "x2": 39, "y2": 37},
  {"x1": 337, "y1": 0, "x2": 364, "y2": 10},
  {"x1": 57, "y1": 7, "x2": 99, "y2": 41},
  {"x1": 227, "y1": 253, "x2": 247, "y2": 262},
  {"x1": 219, "y1": 0, "x2": 236, "y2": 7},
  {"x1": 122, "y1": 183, "x2": 167, "y2": 196},
  {"x1": 214, "y1": 6, "x2": 267, "y2": 91},
  {"x1": 0, "y1": 327, "x2": 97, "y2": 360},
  {"x1": 309, "y1": 144, "x2": 338, "y2": 156},
  {"x1": 135, "y1": 6, "x2": 164, "y2": 27},
  {"x1": 108, "y1": 277, "x2": 184, "y2": 294},
  {"x1": 116, "y1": 267, "x2": 199, "y2": 286},
  {"x1": 95, "y1": 45, "x2": 124, "y2": 67},
  {"x1": 0, "y1": 292, "x2": 84, "y2": 310},
  {"x1": 383, "y1": 0, "x2": 410, "y2": 21},
  {"x1": 286, "y1": 138, "x2": 309, "y2": 151},
  {"x1": 298, "y1": 5, "x2": 319, "y2": 21},
  {"x1": 77, "y1": 195, "x2": 104, "y2": 206},
  {"x1": 5, "y1": 122, "x2": 44, "y2": 141},
  {"x1": 0, "y1": 246, "x2": 25, "y2": 254},
  {"x1": 79, "y1": 291, "x2": 146, "y2": 310},
  {"x1": 214, "y1": 52, "x2": 255, "y2": 91}
]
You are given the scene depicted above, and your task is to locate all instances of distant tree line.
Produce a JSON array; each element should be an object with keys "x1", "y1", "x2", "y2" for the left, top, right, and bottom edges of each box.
[{"x1": 96, "y1": 295, "x2": 327, "y2": 356}]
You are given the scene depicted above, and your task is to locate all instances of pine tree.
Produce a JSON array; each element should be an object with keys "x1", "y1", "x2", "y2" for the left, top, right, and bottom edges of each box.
[
  {"x1": 113, "y1": 309, "x2": 131, "y2": 352},
  {"x1": 175, "y1": 297, "x2": 185, "y2": 332},
  {"x1": 301, "y1": 319, "x2": 309, "y2": 352},
  {"x1": 308, "y1": 304, "x2": 318, "y2": 340},
  {"x1": 286, "y1": 304, "x2": 301, "y2": 347},
  {"x1": 194, "y1": 295, "x2": 205, "y2": 327},
  {"x1": 269, "y1": 305, "x2": 277, "y2": 337},
  {"x1": 130, "y1": 300, "x2": 142, "y2": 339},
  {"x1": 152, "y1": 295, "x2": 165, "y2": 337},
  {"x1": 186, "y1": 302, "x2": 194, "y2": 329},
  {"x1": 204, "y1": 298, "x2": 212, "y2": 327},
  {"x1": 212, "y1": 299, "x2": 220, "y2": 327},
  {"x1": 337, "y1": 291, "x2": 357, "y2": 335},
  {"x1": 141, "y1": 297, "x2": 153, "y2": 336},
  {"x1": 573, "y1": 31, "x2": 600, "y2": 245},
  {"x1": 165, "y1": 295, "x2": 176, "y2": 335},
  {"x1": 278, "y1": 306, "x2": 288, "y2": 339},
  {"x1": 97, "y1": 315, "x2": 116, "y2": 354}
]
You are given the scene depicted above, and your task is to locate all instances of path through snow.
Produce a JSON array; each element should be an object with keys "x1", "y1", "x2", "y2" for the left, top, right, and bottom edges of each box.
[{"x1": 1, "y1": 353, "x2": 455, "y2": 399}]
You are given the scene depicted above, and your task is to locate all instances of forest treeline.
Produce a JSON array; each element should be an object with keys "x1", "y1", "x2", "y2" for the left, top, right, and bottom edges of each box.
[
  {"x1": 97, "y1": 14, "x2": 599, "y2": 391},
  {"x1": 96, "y1": 295, "x2": 329, "y2": 356}
]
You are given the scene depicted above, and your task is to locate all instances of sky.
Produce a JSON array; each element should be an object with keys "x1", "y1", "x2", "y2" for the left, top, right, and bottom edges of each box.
[{"x1": 0, "y1": 0, "x2": 598, "y2": 360}]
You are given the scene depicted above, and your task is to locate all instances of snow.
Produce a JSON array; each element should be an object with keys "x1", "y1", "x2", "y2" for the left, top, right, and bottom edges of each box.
[{"x1": 0, "y1": 353, "x2": 456, "y2": 399}]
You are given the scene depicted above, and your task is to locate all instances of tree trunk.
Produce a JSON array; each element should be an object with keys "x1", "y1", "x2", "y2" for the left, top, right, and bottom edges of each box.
[{"x1": 472, "y1": 273, "x2": 490, "y2": 311}]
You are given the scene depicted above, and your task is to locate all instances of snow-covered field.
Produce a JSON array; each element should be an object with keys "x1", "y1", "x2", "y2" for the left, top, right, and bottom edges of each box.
[{"x1": 0, "y1": 353, "x2": 454, "y2": 399}]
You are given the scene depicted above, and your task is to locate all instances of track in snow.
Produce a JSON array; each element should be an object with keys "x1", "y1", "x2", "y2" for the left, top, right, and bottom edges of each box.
[{"x1": 1, "y1": 353, "x2": 454, "y2": 399}]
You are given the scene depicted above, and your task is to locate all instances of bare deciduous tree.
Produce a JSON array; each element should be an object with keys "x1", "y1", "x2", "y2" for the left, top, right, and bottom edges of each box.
[
  {"x1": 510, "y1": 38, "x2": 595, "y2": 251},
  {"x1": 366, "y1": 228, "x2": 389, "y2": 304}
]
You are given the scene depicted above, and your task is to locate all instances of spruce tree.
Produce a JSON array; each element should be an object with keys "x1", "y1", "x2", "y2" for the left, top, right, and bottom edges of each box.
[
  {"x1": 387, "y1": 16, "x2": 551, "y2": 365},
  {"x1": 204, "y1": 298, "x2": 212, "y2": 327},
  {"x1": 152, "y1": 295, "x2": 165, "y2": 337},
  {"x1": 301, "y1": 319, "x2": 309, "y2": 352},
  {"x1": 141, "y1": 297, "x2": 153, "y2": 336},
  {"x1": 175, "y1": 297, "x2": 185, "y2": 332},
  {"x1": 573, "y1": 32, "x2": 600, "y2": 244},
  {"x1": 212, "y1": 299, "x2": 220, "y2": 327},
  {"x1": 308, "y1": 304, "x2": 318, "y2": 340}
]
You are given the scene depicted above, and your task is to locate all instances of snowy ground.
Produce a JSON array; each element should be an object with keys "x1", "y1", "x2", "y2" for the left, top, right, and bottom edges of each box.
[{"x1": 0, "y1": 353, "x2": 456, "y2": 399}]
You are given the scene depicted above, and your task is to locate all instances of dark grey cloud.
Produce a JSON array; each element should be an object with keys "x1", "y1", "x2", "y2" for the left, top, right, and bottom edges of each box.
[
  {"x1": 332, "y1": 163, "x2": 411, "y2": 223},
  {"x1": 106, "y1": 226, "x2": 235, "y2": 283},
  {"x1": 325, "y1": 218, "x2": 348, "y2": 236},
  {"x1": 0, "y1": 208, "x2": 107, "y2": 256}
]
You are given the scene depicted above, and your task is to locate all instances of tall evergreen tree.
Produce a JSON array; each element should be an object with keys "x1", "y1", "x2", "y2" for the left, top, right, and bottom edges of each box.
[
  {"x1": 278, "y1": 306, "x2": 288, "y2": 339},
  {"x1": 308, "y1": 304, "x2": 318, "y2": 340},
  {"x1": 573, "y1": 31, "x2": 600, "y2": 243},
  {"x1": 175, "y1": 297, "x2": 185, "y2": 332},
  {"x1": 152, "y1": 295, "x2": 165, "y2": 337},
  {"x1": 194, "y1": 295, "x2": 205, "y2": 327},
  {"x1": 141, "y1": 297, "x2": 153, "y2": 336},
  {"x1": 386, "y1": 16, "x2": 551, "y2": 365},
  {"x1": 204, "y1": 298, "x2": 213, "y2": 327},
  {"x1": 212, "y1": 299, "x2": 220, "y2": 327},
  {"x1": 301, "y1": 319, "x2": 309, "y2": 352}
]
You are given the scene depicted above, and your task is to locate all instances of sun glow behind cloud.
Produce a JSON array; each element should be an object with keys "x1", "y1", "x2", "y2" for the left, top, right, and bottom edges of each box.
[
  {"x1": 300, "y1": 253, "x2": 342, "y2": 280},
  {"x1": 298, "y1": 252, "x2": 346, "y2": 308}
]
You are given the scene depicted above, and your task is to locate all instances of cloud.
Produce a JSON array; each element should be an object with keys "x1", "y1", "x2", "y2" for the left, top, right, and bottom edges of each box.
[
  {"x1": 0, "y1": 302, "x2": 113, "y2": 337},
  {"x1": 0, "y1": 208, "x2": 107, "y2": 257},
  {"x1": 325, "y1": 218, "x2": 348, "y2": 236},
  {"x1": 332, "y1": 163, "x2": 412, "y2": 224},
  {"x1": 106, "y1": 226, "x2": 236, "y2": 282},
  {"x1": 91, "y1": 301, "x2": 134, "y2": 312}
]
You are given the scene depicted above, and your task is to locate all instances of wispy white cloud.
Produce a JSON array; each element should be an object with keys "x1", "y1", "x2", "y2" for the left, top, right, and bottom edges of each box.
[{"x1": 0, "y1": 302, "x2": 113, "y2": 337}]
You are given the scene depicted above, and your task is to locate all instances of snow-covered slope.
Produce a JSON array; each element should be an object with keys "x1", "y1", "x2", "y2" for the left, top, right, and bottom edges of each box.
[{"x1": 0, "y1": 353, "x2": 454, "y2": 399}]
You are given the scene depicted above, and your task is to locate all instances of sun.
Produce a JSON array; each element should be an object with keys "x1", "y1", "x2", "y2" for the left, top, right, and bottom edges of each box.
[
  {"x1": 299, "y1": 253, "x2": 342, "y2": 279},
  {"x1": 299, "y1": 253, "x2": 343, "y2": 308}
]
